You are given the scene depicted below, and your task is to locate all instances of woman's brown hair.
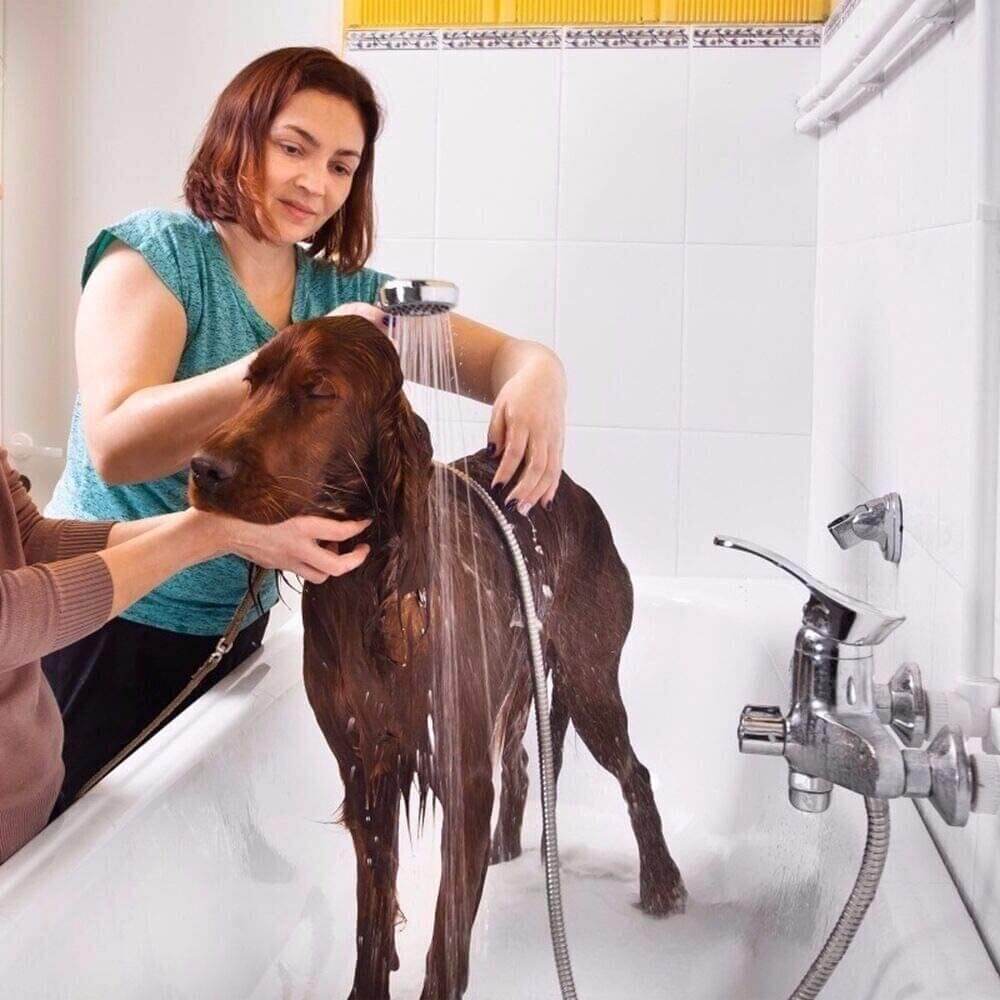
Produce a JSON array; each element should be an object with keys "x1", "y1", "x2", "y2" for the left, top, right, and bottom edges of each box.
[{"x1": 183, "y1": 47, "x2": 381, "y2": 273}]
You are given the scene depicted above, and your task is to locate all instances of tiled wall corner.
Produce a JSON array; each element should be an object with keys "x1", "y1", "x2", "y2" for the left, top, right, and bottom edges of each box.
[{"x1": 810, "y1": 0, "x2": 1000, "y2": 961}]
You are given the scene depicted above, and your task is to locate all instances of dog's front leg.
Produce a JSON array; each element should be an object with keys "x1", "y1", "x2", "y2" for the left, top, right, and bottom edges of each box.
[
  {"x1": 420, "y1": 770, "x2": 494, "y2": 1000},
  {"x1": 343, "y1": 774, "x2": 402, "y2": 1000}
]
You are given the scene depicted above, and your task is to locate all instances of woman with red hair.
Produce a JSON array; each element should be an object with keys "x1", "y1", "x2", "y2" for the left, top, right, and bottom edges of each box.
[{"x1": 43, "y1": 47, "x2": 567, "y2": 810}]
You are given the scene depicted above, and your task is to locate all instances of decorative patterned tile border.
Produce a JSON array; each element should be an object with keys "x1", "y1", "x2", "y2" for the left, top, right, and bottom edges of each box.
[
  {"x1": 442, "y1": 28, "x2": 562, "y2": 48},
  {"x1": 565, "y1": 26, "x2": 688, "y2": 48},
  {"x1": 346, "y1": 24, "x2": 823, "y2": 51},
  {"x1": 822, "y1": 0, "x2": 862, "y2": 42},
  {"x1": 692, "y1": 25, "x2": 820, "y2": 47},
  {"x1": 347, "y1": 29, "x2": 439, "y2": 49}
]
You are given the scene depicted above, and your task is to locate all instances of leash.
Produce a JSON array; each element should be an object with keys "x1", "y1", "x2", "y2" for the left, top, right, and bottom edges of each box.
[{"x1": 73, "y1": 565, "x2": 269, "y2": 803}]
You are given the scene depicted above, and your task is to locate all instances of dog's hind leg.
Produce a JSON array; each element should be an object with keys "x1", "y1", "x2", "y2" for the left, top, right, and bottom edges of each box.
[
  {"x1": 342, "y1": 771, "x2": 402, "y2": 1000},
  {"x1": 489, "y1": 672, "x2": 532, "y2": 864},
  {"x1": 560, "y1": 656, "x2": 687, "y2": 917},
  {"x1": 540, "y1": 648, "x2": 571, "y2": 865}
]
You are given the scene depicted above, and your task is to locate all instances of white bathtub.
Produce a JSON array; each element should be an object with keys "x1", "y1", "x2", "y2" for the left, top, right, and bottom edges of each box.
[{"x1": 1, "y1": 578, "x2": 997, "y2": 1000}]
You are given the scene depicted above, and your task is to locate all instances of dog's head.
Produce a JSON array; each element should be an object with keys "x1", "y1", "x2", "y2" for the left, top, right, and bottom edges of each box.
[{"x1": 189, "y1": 315, "x2": 433, "y2": 545}]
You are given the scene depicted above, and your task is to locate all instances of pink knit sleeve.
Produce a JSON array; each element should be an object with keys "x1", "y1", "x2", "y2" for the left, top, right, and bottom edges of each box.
[
  {"x1": 0, "y1": 555, "x2": 114, "y2": 670},
  {"x1": 7, "y1": 457, "x2": 113, "y2": 563}
]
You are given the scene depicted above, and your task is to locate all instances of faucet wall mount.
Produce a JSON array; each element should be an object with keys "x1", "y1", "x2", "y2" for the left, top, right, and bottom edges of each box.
[{"x1": 827, "y1": 492, "x2": 903, "y2": 564}]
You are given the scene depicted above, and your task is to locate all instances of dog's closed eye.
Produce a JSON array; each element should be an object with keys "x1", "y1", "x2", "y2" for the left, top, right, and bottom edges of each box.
[{"x1": 305, "y1": 383, "x2": 339, "y2": 400}]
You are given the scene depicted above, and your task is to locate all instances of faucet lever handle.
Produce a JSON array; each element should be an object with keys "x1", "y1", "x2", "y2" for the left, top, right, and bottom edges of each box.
[{"x1": 713, "y1": 535, "x2": 905, "y2": 646}]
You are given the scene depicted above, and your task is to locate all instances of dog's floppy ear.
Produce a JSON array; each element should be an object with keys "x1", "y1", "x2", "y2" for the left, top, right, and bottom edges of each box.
[{"x1": 374, "y1": 392, "x2": 433, "y2": 601}]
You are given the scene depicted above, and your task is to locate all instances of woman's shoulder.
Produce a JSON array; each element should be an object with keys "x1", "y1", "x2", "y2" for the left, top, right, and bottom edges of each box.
[
  {"x1": 101, "y1": 207, "x2": 212, "y2": 249},
  {"x1": 82, "y1": 208, "x2": 213, "y2": 307},
  {"x1": 302, "y1": 252, "x2": 391, "y2": 308}
]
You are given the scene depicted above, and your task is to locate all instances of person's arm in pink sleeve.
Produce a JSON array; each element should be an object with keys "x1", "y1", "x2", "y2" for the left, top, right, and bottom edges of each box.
[
  {"x1": 0, "y1": 554, "x2": 114, "y2": 670},
  {"x1": 9, "y1": 462, "x2": 113, "y2": 564}
]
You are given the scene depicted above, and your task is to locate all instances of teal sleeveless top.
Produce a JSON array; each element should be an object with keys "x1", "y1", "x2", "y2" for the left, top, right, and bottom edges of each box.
[{"x1": 47, "y1": 208, "x2": 390, "y2": 636}]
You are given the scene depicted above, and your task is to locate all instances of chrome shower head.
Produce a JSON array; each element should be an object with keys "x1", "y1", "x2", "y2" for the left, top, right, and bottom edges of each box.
[{"x1": 378, "y1": 279, "x2": 459, "y2": 317}]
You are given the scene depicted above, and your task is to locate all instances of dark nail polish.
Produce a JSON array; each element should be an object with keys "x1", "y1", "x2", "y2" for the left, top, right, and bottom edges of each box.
[
  {"x1": 544, "y1": 501, "x2": 553, "y2": 512},
  {"x1": 485, "y1": 442, "x2": 496, "y2": 457},
  {"x1": 382, "y1": 316, "x2": 390, "y2": 327},
  {"x1": 505, "y1": 498, "x2": 518, "y2": 513}
]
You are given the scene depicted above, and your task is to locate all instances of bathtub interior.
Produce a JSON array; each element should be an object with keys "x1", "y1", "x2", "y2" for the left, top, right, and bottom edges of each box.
[{"x1": 1, "y1": 578, "x2": 998, "y2": 1000}]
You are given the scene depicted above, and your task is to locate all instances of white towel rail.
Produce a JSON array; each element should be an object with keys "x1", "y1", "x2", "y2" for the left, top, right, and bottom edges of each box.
[{"x1": 795, "y1": 0, "x2": 957, "y2": 133}]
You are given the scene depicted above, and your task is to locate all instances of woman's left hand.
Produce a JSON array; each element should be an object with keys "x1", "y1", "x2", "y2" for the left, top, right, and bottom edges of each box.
[{"x1": 487, "y1": 357, "x2": 566, "y2": 515}]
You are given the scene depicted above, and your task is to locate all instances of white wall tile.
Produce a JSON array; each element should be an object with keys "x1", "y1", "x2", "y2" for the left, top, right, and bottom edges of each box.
[
  {"x1": 349, "y1": 49, "x2": 439, "y2": 239},
  {"x1": 563, "y1": 426, "x2": 679, "y2": 578},
  {"x1": 434, "y1": 240, "x2": 556, "y2": 348},
  {"x1": 683, "y1": 244, "x2": 815, "y2": 434},
  {"x1": 886, "y1": 533, "x2": 937, "y2": 689},
  {"x1": 932, "y1": 225, "x2": 977, "y2": 586},
  {"x1": 435, "y1": 239, "x2": 557, "y2": 421},
  {"x1": 815, "y1": 36, "x2": 899, "y2": 246},
  {"x1": 811, "y1": 237, "x2": 896, "y2": 493},
  {"x1": 686, "y1": 46, "x2": 820, "y2": 246},
  {"x1": 558, "y1": 47, "x2": 688, "y2": 244},
  {"x1": 557, "y1": 241, "x2": 684, "y2": 429},
  {"x1": 890, "y1": 8, "x2": 976, "y2": 233},
  {"x1": 437, "y1": 48, "x2": 561, "y2": 240},
  {"x1": 369, "y1": 238, "x2": 435, "y2": 280},
  {"x1": 677, "y1": 431, "x2": 811, "y2": 577},
  {"x1": 424, "y1": 419, "x2": 489, "y2": 465}
]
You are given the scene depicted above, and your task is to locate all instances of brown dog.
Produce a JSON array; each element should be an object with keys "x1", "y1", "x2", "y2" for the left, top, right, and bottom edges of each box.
[{"x1": 188, "y1": 315, "x2": 686, "y2": 999}]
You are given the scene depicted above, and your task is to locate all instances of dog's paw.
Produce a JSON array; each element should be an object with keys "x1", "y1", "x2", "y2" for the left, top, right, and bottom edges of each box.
[
  {"x1": 638, "y1": 877, "x2": 688, "y2": 918},
  {"x1": 489, "y1": 838, "x2": 522, "y2": 865}
]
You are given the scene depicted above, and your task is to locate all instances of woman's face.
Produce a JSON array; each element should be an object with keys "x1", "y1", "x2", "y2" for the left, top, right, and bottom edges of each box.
[{"x1": 262, "y1": 88, "x2": 366, "y2": 245}]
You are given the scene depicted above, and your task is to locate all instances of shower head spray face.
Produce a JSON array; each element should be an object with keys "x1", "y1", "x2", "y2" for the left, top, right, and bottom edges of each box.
[{"x1": 378, "y1": 279, "x2": 459, "y2": 317}]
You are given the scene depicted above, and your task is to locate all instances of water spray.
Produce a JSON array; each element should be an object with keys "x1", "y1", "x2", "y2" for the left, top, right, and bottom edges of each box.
[{"x1": 378, "y1": 278, "x2": 579, "y2": 1000}]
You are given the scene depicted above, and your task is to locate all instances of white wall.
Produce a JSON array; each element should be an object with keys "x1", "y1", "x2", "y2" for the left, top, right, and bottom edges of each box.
[
  {"x1": 353, "y1": 25, "x2": 820, "y2": 580},
  {"x1": 2, "y1": 11, "x2": 819, "y2": 583},
  {"x1": 808, "y1": 0, "x2": 1000, "y2": 962},
  {"x1": 1, "y1": 0, "x2": 340, "y2": 502}
]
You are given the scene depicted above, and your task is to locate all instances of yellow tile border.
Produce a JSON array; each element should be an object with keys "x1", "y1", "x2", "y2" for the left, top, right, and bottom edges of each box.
[{"x1": 344, "y1": 0, "x2": 830, "y2": 29}]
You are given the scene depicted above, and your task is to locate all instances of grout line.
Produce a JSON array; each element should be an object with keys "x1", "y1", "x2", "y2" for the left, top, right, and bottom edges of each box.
[
  {"x1": 381, "y1": 235, "x2": 819, "y2": 248},
  {"x1": 821, "y1": 219, "x2": 976, "y2": 247},
  {"x1": 675, "y1": 36, "x2": 693, "y2": 577},
  {"x1": 432, "y1": 36, "x2": 442, "y2": 272},
  {"x1": 424, "y1": 420, "x2": 810, "y2": 437},
  {"x1": 552, "y1": 29, "x2": 565, "y2": 356}
]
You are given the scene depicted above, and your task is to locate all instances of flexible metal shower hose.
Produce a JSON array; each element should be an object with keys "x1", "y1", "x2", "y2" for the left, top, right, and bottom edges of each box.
[
  {"x1": 789, "y1": 796, "x2": 891, "y2": 999},
  {"x1": 447, "y1": 464, "x2": 580, "y2": 1000},
  {"x1": 448, "y1": 460, "x2": 888, "y2": 1000}
]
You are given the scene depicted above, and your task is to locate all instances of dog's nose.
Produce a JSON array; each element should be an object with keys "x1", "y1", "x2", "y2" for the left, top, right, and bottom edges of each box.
[{"x1": 190, "y1": 453, "x2": 238, "y2": 494}]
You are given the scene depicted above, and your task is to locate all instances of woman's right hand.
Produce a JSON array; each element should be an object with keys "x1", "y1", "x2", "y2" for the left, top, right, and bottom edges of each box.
[{"x1": 204, "y1": 511, "x2": 372, "y2": 584}]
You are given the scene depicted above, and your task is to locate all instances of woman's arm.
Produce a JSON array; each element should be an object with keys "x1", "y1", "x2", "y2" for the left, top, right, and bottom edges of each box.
[
  {"x1": 447, "y1": 312, "x2": 561, "y2": 403},
  {"x1": 98, "y1": 509, "x2": 370, "y2": 619},
  {"x1": 326, "y1": 304, "x2": 568, "y2": 513},
  {"x1": 448, "y1": 313, "x2": 567, "y2": 513},
  {"x1": 77, "y1": 243, "x2": 257, "y2": 485},
  {"x1": 10, "y1": 455, "x2": 113, "y2": 564}
]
